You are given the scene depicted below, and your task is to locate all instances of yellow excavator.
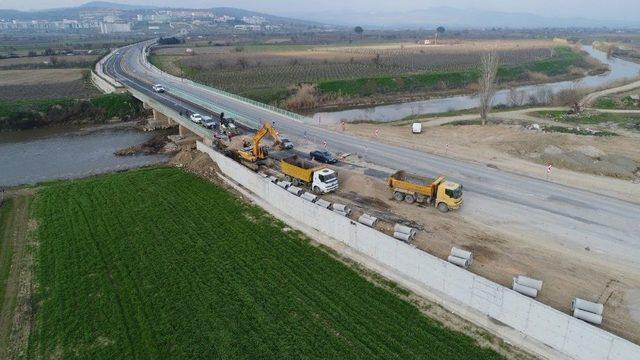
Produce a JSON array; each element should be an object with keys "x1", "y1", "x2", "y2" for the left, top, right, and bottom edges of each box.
[{"x1": 238, "y1": 122, "x2": 282, "y2": 162}]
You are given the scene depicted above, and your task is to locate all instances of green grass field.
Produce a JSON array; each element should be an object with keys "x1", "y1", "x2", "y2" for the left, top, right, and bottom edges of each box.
[
  {"x1": 27, "y1": 168, "x2": 503, "y2": 359},
  {"x1": 317, "y1": 47, "x2": 587, "y2": 97}
]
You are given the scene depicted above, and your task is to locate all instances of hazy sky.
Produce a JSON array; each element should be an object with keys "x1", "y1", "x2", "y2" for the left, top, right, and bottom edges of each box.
[{"x1": 3, "y1": 0, "x2": 640, "y2": 22}]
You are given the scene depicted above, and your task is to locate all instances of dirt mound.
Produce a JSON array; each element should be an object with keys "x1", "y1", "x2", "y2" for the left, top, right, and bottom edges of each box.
[
  {"x1": 170, "y1": 150, "x2": 221, "y2": 183},
  {"x1": 115, "y1": 132, "x2": 176, "y2": 156}
]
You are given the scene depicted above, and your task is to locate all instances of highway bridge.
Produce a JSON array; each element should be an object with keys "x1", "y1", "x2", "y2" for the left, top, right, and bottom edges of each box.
[{"x1": 100, "y1": 39, "x2": 640, "y2": 270}]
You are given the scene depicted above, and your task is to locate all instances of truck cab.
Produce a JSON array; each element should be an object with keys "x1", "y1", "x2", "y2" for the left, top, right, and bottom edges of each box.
[
  {"x1": 436, "y1": 181, "x2": 463, "y2": 212},
  {"x1": 280, "y1": 156, "x2": 339, "y2": 194},
  {"x1": 312, "y1": 168, "x2": 339, "y2": 194}
]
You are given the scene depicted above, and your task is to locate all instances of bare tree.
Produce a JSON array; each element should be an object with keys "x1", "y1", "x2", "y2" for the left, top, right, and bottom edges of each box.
[{"x1": 478, "y1": 51, "x2": 499, "y2": 125}]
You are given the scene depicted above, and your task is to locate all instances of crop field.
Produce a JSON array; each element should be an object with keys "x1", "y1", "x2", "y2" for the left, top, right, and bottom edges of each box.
[
  {"x1": 25, "y1": 168, "x2": 504, "y2": 359},
  {"x1": 150, "y1": 39, "x2": 593, "y2": 105},
  {"x1": 0, "y1": 68, "x2": 99, "y2": 101},
  {"x1": 0, "y1": 54, "x2": 100, "y2": 70}
]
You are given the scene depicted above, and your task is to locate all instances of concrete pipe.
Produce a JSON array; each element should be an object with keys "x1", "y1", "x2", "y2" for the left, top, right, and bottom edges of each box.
[
  {"x1": 287, "y1": 186, "x2": 304, "y2": 196},
  {"x1": 393, "y1": 231, "x2": 412, "y2": 242},
  {"x1": 315, "y1": 199, "x2": 332, "y2": 209},
  {"x1": 394, "y1": 224, "x2": 413, "y2": 235},
  {"x1": 332, "y1": 203, "x2": 351, "y2": 215},
  {"x1": 358, "y1": 214, "x2": 377, "y2": 227},
  {"x1": 573, "y1": 308, "x2": 603, "y2": 325},
  {"x1": 515, "y1": 275, "x2": 543, "y2": 291},
  {"x1": 451, "y1": 247, "x2": 473, "y2": 264},
  {"x1": 268, "y1": 176, "x2": 279, "y2": 183},
  {"x1": 447, "y1": 255, "x2": 470, "y2": 269},
  {"x1": 300, "y1": 192, "x2": 318, "y2": 203},
  {"x1": 276, "y1": 181, "x2": 291, "y2": 189},
  {"x1": 512, "y1": 279, "x2": 538, "y2": 298},
  {"x1": 334, "y1": 209, "x2": 349, "y2": 217},
  {"x1": 572, "y1": 298, "x2": 604, "y2": 315}
]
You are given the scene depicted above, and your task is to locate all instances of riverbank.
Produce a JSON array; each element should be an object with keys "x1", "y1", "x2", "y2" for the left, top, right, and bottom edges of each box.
[{"x1": 0, "y1": 92, "x2": 147, "y2": 132}]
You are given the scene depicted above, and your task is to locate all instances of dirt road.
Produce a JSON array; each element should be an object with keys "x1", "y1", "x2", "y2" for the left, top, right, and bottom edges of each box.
[
  {"x1": 0, "y1": 189, "x2": 35, "y2": 359},
  {"x1": 320, "y1": 160, "x2": 640, "y2": 344}
]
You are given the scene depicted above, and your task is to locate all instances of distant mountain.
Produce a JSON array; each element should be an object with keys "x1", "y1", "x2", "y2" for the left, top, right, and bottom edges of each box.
[{"x1": 289, "y1": 6, "x2": 635, "y2": 29}]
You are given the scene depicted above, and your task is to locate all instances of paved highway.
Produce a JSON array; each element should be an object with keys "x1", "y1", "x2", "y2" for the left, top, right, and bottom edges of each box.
[{"x1": 104, "y1": 41, "x2": 640, "y2": 268}]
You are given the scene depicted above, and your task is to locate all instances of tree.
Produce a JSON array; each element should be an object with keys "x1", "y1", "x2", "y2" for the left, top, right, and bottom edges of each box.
[
  {"x1": 478, "y1": 51, "x2": 499, "y2": 125},
  {"x1": 434, "y1": 26, "x2": 445, "y2": 44},
  {"x1": 354, "y1": 26, "x2": 364, "y2": 40}
]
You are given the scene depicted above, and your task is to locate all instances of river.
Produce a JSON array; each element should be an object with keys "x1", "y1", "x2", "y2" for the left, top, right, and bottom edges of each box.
[
  {"x1": 0, "y1": 124, "x2": 169, "y2": 187},
  {"x1": 314, "y1": 46, "x2": 640, "y2": 123}
]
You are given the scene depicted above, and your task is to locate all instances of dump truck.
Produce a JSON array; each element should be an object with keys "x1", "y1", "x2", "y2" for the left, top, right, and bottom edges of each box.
[
  {"x1": 388, "y1": 170, "x2": 463, "y2": 212},
  {"x1": 280, "y1": 155, "x2": 339, "y2": 194}
]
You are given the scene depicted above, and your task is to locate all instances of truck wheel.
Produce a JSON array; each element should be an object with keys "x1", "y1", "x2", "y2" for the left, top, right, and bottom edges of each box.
[
  {"x1": 292, "y1": 179, "x2": 301, "y2": 187},
  {"x1": 313, "y1": 186, "x2": 321, "y2": 194},
  {"x1": 404, "y1": 194, "x2": 416, "y2": 204},
  {"x1": 437, "y1": 202, "x2": 449, "y2": 213},
  {"x1": 393, "y1": 191, "x2": 405, "y2": 202}
]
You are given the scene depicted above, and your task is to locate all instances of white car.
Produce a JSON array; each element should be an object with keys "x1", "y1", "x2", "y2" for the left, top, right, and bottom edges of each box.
[
  {"x1": 189, "y1": 113, "x2": 202, "y2": 124},
  {"x1": 152, "y1": 84, "x2": 165, "y2": 93}
]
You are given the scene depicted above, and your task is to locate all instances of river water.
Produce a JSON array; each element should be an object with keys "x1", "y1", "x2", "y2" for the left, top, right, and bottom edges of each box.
[
  {"x1": 0, "y1": 124, "x2": 168, "y2": 187},
  {"x1": 314, "y1": 46, "x2": 640, "y2": 123}
]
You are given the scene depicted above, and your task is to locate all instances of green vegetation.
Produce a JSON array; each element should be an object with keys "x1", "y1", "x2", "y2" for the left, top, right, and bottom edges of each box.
[
  {"x1": 592, "y1": 95, "x2": 640, "y2": 110},
  {"x1": 535, "y1": 110, "x2": 640, "y2": 131},
  {"x1": 317, "y1": 47, "x2": 586, "y2": 97},
  {"x1": 594, "y1": 97, "x2": 617, "y2": 109},
  {"x1": 0, "y1": 93, "x2": 144, "y2": 131},
  {"x1": 542, "y1": 125, "x2": 617, "y2": 136},
  {"x1": 28, "y1": 168, "x2": 503, "y2": 359}
]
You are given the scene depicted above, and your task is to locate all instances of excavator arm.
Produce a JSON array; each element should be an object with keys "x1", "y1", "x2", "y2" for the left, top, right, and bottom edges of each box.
[{"x1": 239, "y1": 122, "x2": 282, "y2": 162}]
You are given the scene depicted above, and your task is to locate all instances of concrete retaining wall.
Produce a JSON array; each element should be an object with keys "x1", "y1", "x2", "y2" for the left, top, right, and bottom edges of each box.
[
  {"x1": 196, "y1": 141, "x2": 640, "y2": 360},
  {"x1": 92, "y1": 49, "x2": 125, "y2": 94}
]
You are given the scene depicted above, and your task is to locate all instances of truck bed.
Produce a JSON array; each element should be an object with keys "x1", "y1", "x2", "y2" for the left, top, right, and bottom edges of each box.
[{"x1": 281, "y1": 155, "x2": 323, "y2": 183}]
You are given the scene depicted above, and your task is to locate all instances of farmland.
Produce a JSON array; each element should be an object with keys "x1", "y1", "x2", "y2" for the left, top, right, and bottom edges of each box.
[
  {"x1": 18, "y1": 168, "x2": 507, "y2": 359},
  {"x1": 0, "y1": 68, "x2": 100, "y2": 101},
  {"x1": 150, "y1": 39, "x2": 602, "y2": 110}
]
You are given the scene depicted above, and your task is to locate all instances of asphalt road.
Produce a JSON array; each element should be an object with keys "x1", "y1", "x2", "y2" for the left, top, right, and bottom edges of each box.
[{"x1": 104, "y1": 42, "x2": 640, "y2": 268}]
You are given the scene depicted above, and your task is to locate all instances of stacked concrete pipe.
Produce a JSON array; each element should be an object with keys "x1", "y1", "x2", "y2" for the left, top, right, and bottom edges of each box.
[
  {"x1": 393, "y1": 224, "x2": 416, "y2": 242},
  {"x1": 572, "y1": 298, "x2": 604, "y2": 325},
  {"x1": 512, "y1": 275, "x2": 543, "y2": 298},
  {"x1": 332, "y1": 203, "x2": 352, "y2": 217},
  {"x1": 447, "y1": 247, "x2": 473, "y2": 269}
]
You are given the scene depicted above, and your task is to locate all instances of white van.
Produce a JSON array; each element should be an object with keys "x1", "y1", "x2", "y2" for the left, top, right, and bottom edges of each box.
[{"x1": 412, "y1": 122, "x2": 422, "y2": 134}]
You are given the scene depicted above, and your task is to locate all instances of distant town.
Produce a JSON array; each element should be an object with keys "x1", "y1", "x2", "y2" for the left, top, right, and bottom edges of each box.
[{"x1": 0, "y1": 6, "x2": 327, "y2": 35}]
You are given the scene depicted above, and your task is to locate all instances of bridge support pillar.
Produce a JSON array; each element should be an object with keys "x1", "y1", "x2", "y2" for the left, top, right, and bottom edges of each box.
[
  {"x1": 179, "y1": 124, "x2": 197, "y2": 138},
  {"x1": 143, "y1": 102, "x2": 151, "y2": 110}
]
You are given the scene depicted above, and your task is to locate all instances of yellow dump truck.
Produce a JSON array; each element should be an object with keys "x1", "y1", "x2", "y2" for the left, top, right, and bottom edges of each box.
[
  {"x1": 280, "y1": 156, "x2": 339, "y2": 194},
  {"x1": 388, "y1": 171, "x2": 463, "y2": 212}
]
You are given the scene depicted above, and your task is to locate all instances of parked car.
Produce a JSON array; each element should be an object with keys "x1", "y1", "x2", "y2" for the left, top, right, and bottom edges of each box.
[
  {"x1": 189, "y1": 113, "x2": 202, "y2": 124},
  {"x1": 201, "y1": 115, "x2": 216, "y2": 129},
  {"x1": 152, "y1": 84, "x2": 165, "y2": 93},
  {"x1": 310, "y1": 150, "x2": 337, "y2": 164},
  {"x1": 281, "y1": 137, "x2": 294, "y2": 150}
]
